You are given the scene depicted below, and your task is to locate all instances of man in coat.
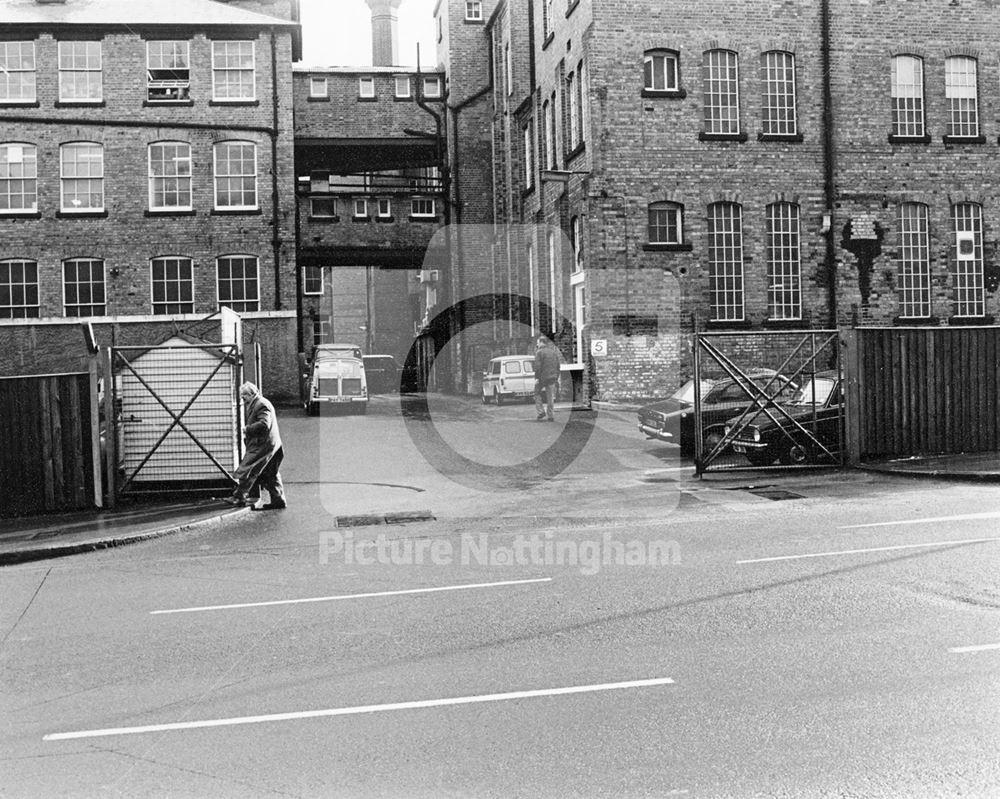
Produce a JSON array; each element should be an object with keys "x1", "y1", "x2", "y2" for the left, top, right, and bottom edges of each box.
[
  {"x1": 226, "y1": 382, "x2": 287, "y2": 509},
  {"x1": 533, "y1": 335, "x2": 562, "y2": 421}
]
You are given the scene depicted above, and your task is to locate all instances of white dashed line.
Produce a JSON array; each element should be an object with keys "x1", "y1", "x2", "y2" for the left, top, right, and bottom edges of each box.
[
  {"x1": 948, "y1": 643, "x2": 1000, "y2": 654},
  {"x1": 839, "y1": 512, "x2": 1000, "y2": 529},
  {"x1": 44, "y1": 677, "x2": 676, "y2": 741},
  {"x1": 737, "y1": 537, "x2": 1000, "y2": 564},
  {"x1": 150, "y1": 577, "x2": 553, "y2": 615}
]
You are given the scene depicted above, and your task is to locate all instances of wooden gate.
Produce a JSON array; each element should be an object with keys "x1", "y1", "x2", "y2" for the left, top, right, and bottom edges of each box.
[
  {"x1": 846, "y1": 326, "x2": 1000, "y2": 460},
  {"x1": 0, "y1": 370, "x2": 101, "y2": 517}
]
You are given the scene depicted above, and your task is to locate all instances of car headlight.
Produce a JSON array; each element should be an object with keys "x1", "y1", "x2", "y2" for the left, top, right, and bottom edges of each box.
[
  {"x1": 752, "y1": 427, "x2": 761, "y2": 442},
  {"x1": 724, "y1": 425, "x2": 732, "y2": 435}
]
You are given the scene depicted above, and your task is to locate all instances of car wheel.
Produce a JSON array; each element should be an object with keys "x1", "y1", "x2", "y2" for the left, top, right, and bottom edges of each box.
[
  {"x1": 494, "y1": 389, "x2": 504, "y2": 406},
  {"x1": 746, "y1": 449, "x2": 777, "y2": 467},
  {"x1": 702, "y1": 429, "x2": 724, "y2": 455},
  {"x1": 780, "y1": 442, "x2": 810, "y2": 465}
]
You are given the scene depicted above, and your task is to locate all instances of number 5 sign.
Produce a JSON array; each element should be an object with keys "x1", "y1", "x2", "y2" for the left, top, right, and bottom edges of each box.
[{"x1": 590, "y1": 339, "x2": 608, "y2": 357}]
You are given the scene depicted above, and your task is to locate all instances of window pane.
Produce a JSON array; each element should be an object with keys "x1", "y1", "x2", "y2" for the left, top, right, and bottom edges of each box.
[
  {"x1": 708, "y1": 203, "x2": 744, "y2": 320},
  {"x1": 898, "y1": 203, "x2": 931, "y2": 318},
  {"x1": 766, "y1": 202, "x2": 801, "y2": 319}
]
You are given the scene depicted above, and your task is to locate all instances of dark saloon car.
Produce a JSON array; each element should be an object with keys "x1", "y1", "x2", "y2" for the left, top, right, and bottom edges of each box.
[
  {"x1": 362, "y1": 354, "x2": 401, "y2": 394},
  {"x1": 726, "y1": 370, "x2": 843, "y2": 466},
  {"x1": 638, "y1": 370, "x2": 797, "y2": 456}
]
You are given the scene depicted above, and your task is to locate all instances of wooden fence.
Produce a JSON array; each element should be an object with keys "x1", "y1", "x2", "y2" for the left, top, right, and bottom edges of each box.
[
  {"x1": 846, "y1": 327, "x2": 1000, "y2": 460},
  {"x1": 0, "y1": 370, "x2": 101, "y2": 517}
]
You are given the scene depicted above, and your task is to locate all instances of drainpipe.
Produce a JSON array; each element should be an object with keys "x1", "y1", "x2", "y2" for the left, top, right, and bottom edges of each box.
[
  {"x1": 270, "y1": 31, "x2": 283, "y2": 312},
  {"x1": 821, "y1": 0, "x2": 837, "y2": 327}
]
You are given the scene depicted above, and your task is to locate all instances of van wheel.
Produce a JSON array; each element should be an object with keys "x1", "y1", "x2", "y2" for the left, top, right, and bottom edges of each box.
[
  {"x1": 306, "y1": 401, "x2": 318, "y2": 417},
  {"x1": 482, "y1": 391, "x2": 490, "y2": 404},
  {"x1": 494, "y1": 390, "x2": 504, "y2": 406}
]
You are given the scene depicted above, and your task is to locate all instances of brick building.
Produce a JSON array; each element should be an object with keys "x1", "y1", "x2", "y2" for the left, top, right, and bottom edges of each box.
[
  {"x1": 0, "y1": 0, "x2": 302, "y2": 398},
  {"x1": 459, "y1": 0, "x2": 1000, "y2": 400}
]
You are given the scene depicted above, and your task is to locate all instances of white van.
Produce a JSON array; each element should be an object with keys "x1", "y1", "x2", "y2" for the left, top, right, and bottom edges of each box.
[{"x1": 481, "y1": 355, "x2": 535, "y2": 405}]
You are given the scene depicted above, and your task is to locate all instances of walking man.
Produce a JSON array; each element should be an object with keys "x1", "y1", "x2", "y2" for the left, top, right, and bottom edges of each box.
[
  {"x1": 533, "y1": 335, "x2": 561, "y2": 421},
  {"x1": 226, "y1": 382, "x2": 287, "y2": 509}
]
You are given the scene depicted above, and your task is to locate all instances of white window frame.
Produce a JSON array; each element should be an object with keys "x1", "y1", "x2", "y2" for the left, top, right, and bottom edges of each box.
[
  {"x1": 150, "y1": 256, "x2": 195, "y2": 315},
  {"x1": 523, "y1": 122, "x2": 534, "y2": 189},
  {"x1": 708, "y1": 202, "x2": 745, "y2": 322},
  {"x1": 146, "y1": 41, "x2": 190, "y2": 102},
  {"x1": 527, "y1": 242, "x2": 537, "y2": 332},
  {"x1": 422, "y1": 76, "x2": 442, "y2": 98},
  {"x1": 952, "y1": 203, "x2": 985, "y2": 318},
  {"x1": 377, "y1": 198, "x2": 392, "y2": 218},
  {"x1": 411, "y1": 197, "x2": 436, "y2": 217},
  {"x1": 211, "y1": 40, "x2": 256, "y2": 101},
  {"x1": 761, "y1": 51, "x2": 797, "y2": 136},
  {"x1": 0, "y1": 259, "x2": 40, "y2": 318},
  {"x1": 359, "y1": 76, "x2": 375, "y2": 98},
  {"x1": 60, "y1": 142, "x2": 104, "y2": 212},
  {"x1": 945, "y1": 56, "x2": 979, "y2": 138},
  {"x1": 466, "y1": 1, "x2": 483, "y2": 20},
  {"x1": 0, "y1": 42, "x2": 36, "y2": 103},
  {"x1": 543, "y1": 99, "x2": 554, "y2": 170},
  {"x1": 505, "y1": 43, "x2": 512, "y2": 96},
  {"x1": 704, "y1": 49, "x2": 740, "y2": 135},
  {"x1": 547, "y1": 230, "x2": 558, "y2": 332},
  {"x1": 216, "y1": 254, "x2": 260, "y2": 313},
  {"x1": 567, "y1": 71, "x2": 579, "y2": 149},
  {"x1": 648, "y1": 202, "x2": 683, "y2": 245},
  {"x1": 303, "y1": 266, "x2": 324, "y2": 296},
  {"x1": 213, "y1": 141, "x2": 258, "y2": 210},
  {"x1": 394, "y1": 75, "x2": 411, "y2": 98},
  {"x1": 766, "y1": 202, "x2": 801, "y2": 321},
  {"x1": 309, "y1": 77, "x2": 328, "y2": 98},
  {"x1": 62, "y1": 257, "x2": 106, "y2": 317},
  {"x1": 891, "y1": 54, "x2": 924, "y2": 138},
  {"x1": 644, "y1": 50, "x2": 679, "y2": 92},
  {"x1": 0, "y1": 142, "x2": 38, "y2": 213},
  {"x1": 353, "y1": 198, "x2": 369, "y2": 218},
  {"x1": 898, "y1": 202, "x2": 931, "y2": 319},
  {"x1": 148, "y1": 141, "x2": 193, "y2": 211},
  {"x1": 58, "y1": 41, "x2": 102, "y2": 103}
]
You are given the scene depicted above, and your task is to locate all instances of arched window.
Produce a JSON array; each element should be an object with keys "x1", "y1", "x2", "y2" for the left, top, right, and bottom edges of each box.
[
  {"x1": 644, "y1": 49, "x2": 679, "y2": 92},
  {"x1": 213, "y1": 141, "x2": 257, "y2": 209},
  {"x1": 898, "y1": 203, "x2": 931, "y2": 319},
  {"x1": 760, "y1": 51, "x2": 797, "y2": 136},
  {"x1": 766, "y1": 202, "x2": 801, "y2": 320},
  {"x1": 891, "y1": 54, "x2": 924, "y2": 138},
  {"x1": 60, "y1": 141, "x2": 104, "y2": 212},
  {"x1": 0, "y1": 259, "x2": 39, "y2": 318},
  {"x1": 148, "y1": 141, "x2": 192, "y2": 211},
  {"x1": 703, "y1": 50, "x2": 740, "y2": 135},
  {"x1": 707, "y1": 202, "x2": 744, "y2": 321},
  {"x1": 150, "y1": 256, "x2": 194, "y2": 315},
  {"x1": 62, "y1": 257, "x2": 106, "y2": 317},
  {"x1": 951, "y1": 202, "x2": 984, "y2": 318},
  {"x1": 945, "y1": 56, "x2": 978, "y2": 138},
  {"x1": 647, "y1": 201, "x2": 683, "y2": 245}
]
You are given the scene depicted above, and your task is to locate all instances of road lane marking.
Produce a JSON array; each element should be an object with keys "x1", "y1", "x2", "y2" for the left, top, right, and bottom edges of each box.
[
  {"x1": 43, "y1": 677, "x2": 676, "y2": 741},
  {"x1": 737, "y1": 537, "x2": 1000, "y2": 564},
  {"x1": 949, "y1": 643, "x2": 1000, "y2": 654},
  {"x1": 150, "y1": 577, "x2": 553, "y2": 615},
  {"x1": 839, "y1": 511, "x2": 1000, "y2": 529}
]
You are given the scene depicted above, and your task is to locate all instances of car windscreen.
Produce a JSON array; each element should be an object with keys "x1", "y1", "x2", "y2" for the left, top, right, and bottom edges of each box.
[{"x1": 788, "y1": 377, "x2": 837, "y2": 406}]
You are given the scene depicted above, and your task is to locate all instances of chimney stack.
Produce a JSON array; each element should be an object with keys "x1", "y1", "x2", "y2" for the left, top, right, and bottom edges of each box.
[{"x1": 364, "y1": 0, "x2": 404, "y2": 66}]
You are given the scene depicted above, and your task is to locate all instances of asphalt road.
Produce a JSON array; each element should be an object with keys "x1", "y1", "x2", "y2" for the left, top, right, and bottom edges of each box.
[{"x1": 2, "y1": 395, "x2": 999, "y2": 798}]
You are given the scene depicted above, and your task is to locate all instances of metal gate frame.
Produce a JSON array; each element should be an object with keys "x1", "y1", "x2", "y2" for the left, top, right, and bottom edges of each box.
[
  {"x1": 106, "y1": 343, "x2": 242, "y2": 500},
  {"x1": 694, "y1": 330, "x2": 845, "y2": 474}
]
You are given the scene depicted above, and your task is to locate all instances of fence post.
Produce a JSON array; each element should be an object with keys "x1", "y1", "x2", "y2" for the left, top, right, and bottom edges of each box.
[
  {"x1": 842, "y1": 328, "x2": 861, "y2": 465},
  {"x1": 102, "y1": 347, "x2": 117, "y2": 509},
  {"x1": 89, "y1": 354, "x2": 103, "y2": 508}
]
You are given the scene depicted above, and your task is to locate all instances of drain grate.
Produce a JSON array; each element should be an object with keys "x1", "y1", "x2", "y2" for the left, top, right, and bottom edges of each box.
[
  {"x1": 335, "y1": 510, "x2": 435, "y2": 527},
  {"x1": 748, "y1": 488, "x2": 803, "y2": 501}
]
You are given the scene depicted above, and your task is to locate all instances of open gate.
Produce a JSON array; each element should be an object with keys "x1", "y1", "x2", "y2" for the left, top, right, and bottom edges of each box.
[
  {"x1": 106, "y1": 338, "x2": 242, "y2": 500},
  {"x1": 694, "y1": 330, "x2": 845, "y2": 474}
]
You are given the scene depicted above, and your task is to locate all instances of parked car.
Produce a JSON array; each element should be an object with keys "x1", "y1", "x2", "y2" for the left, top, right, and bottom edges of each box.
[
  {"x1": 726, "y1": 370, "x2": 843, "y2": 466},
  {"x1": 362, "y1": 354, "x2": 401, "y2": 394},
  {"x1": 303, "y1": 354, "x2": 368, "y2": 415},
  {"x1": 481, "y1": 355, "x2": 535, "y2": 405},
  {"x1": 637, "y1": 370, "x2": 798, "y2": 455}
]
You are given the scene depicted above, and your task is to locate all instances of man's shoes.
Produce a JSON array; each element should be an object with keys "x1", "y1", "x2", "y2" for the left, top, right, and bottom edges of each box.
[
  {"x1": 536, "y1": 414, "x2": 547, "y2": 420},
  {"x1": 546, "y1": 416, "x2": 555, "y2": 422},
  {"x1": 223, "y1": 495, "x2": 246, "y2": 507},
  {"x1": 253, "y1": 500, "x2": 287, "y2": 511}
]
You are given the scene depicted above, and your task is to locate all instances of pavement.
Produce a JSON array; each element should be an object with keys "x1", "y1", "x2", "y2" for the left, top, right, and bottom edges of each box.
[{"x1": 2, "y1": 401, "x2": 998, "y2": 566}]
